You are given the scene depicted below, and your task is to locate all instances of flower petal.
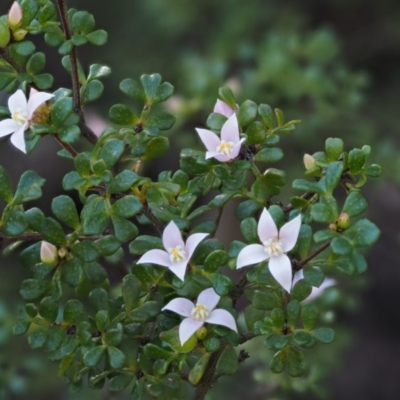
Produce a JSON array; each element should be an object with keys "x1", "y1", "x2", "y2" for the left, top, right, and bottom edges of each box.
[
  {"x1": 257, "y1": 208, "x2": 279, "y2": 242},
  {"x1": 10, "y1": 127, "x2": 27, "y2": 153},
  {"x1": 196, "y1": 128, "x2": 220, "y2": 152},
  {"x1": 236, "y1": 244, "x2": 268, "y2": 269},
  {"x1": 197, "y1": 287, "x2": 220, "y2": 311},
  {"x1": 268, "y1": 254, "x2": 293, "y2": 293},
  {"x1": 162, "y1": 221, "x2": 184, "y2": 250},
  {"x1": 179, "y1": 318, "x2": 203, "y2": 346},
  {"x1": 214, "y1": 99, "x2": 234, "y2": 118},
  {"x1": 279, "y1": 214, "x2": 302, "y2": 252},
  {"x1": 168, "y1": 260, "x2": 188, "y2": 281},
  {"x1": 185, "y1": 233, "x2": 208, "y2": 259},
  {"x1": 207, "y1": 151, "x2": 231, "y2": 162},
  {"x1": 137, "y1": 249, "x2": 171, "y2": 268},
  {"x1": 0, "y1": 119, "x2": 19, "y2": 137},
  {"x1": 206, "y1": 309, "x2": 237, "y2": 332},
  {"x1": 229, "y1": 138, "x2": 245, "y2": 159},
  {"x1": 292, "y1": 270, "x2": 303, "y2": 286},
  {"x1": 27, "y1": 91, "x2": 54, "y2": 118},
  {"x1": 306, "y1": 277, "x2": 336, "y2": 302},
  {"x1": 162, "y1": 298, "x2": 194, "y2": 317},
  {"x1": 220, "y1": 113, "x2": 239, "y2": 143},
  {"x1": 8, "y1": 90, "x2": 27, "y2": 114}
]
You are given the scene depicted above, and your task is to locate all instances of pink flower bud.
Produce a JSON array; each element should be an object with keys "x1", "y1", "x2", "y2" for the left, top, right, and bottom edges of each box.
[
  {"x1": 8, "y1": 2, "x2": 23, "y2": 29},
  {"x1": 40, "y1": 241, "x2": 58, "y2": 265},
  {"x1": 337, "y1": 212, "x2": 350, "y2": 229},
  {"x1": 303, "y1": 153, "x2": 316, "y2": 170}
]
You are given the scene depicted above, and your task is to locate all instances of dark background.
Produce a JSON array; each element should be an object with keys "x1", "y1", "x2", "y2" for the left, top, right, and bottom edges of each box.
[{"x1": 1, "y1": 0, "x2": 400, "y2": 399}]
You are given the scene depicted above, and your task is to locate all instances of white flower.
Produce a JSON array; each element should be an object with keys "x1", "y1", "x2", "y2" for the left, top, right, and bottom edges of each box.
[
  {"x1": 40, "y1": 241, "x2": 58, "y2": 265},
  {"x1": 137, "y1": 221, "x2": 208, "y2": 281},
  {"x1": 196, "y1": 113, "x2": 245, "y2": 162},
  {"x1": 293, "y1": 270, "x2": 336, "y2": 301},
  {"x1": 0, "y1": 89, "x2": 54, "y2": 153},
  {"x1": 237, "y1": 208, "x2": 302, "y2": 293},
  {"x1": 163, "y1": 287, "x2": 238, "y2": 345},
  {"x1": 213, "y1": 99, "x2": 235, "y2": 118}
]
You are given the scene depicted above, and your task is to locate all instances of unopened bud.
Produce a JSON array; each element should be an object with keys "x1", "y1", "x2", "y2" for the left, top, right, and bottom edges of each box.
[
  {"x1": 328, "y1": 223, "x2": 337, "y2": 231},
  {"x1": 337, "y1": 212, "x2": 350, "y2": 229},
  {"x1": 303, "y1": 154, "x2": 316, "y2": 170},
  {"x1": 0, "y1": 20, "x2": 11, "y2": 48},
  {"x1": 8, "y1": 2, "x2": 23, "y2": 29},
  {"x1": 40, "y1": 241, "x2": 58, "y2": 265},
  {"x1": 12, "y1": 28, "x2": 28, "y2": 41},
  {"x1": 195, "y1": 326, "x2": 207, "y2": 340}
]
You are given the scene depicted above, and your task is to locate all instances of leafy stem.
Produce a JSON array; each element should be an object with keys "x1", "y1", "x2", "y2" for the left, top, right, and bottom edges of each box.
[{"x1": 295, "y1": 240, "x2": 331, "y2": 271}]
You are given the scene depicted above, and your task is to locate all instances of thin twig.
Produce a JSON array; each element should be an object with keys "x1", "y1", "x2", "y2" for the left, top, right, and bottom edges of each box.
[
  {"x1": 211, "y1": 207, "x2": 224, "y2": 238},
  {"x1": 53, "y1": 134, "x2": 78, "y2": 157},
  {"x1": 284, "y1": 191, "x2": 315, "y2": 214},
  {"x1": 140, "y1": 204, "x2": 165, "y2": 235},
  {"x1": 295, "y1": 241, "x2": 331, "y2": 270},
  {"x1": 231, "y1": 270, "x2": 249, "y2": 306},
  {"x1": 0, "y1": 47, "x2": 23, "y2": 73}
]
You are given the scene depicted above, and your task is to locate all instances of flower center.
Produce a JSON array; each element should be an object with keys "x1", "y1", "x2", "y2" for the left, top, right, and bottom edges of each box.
[
  {"x1": 263, "y1": 238, "x2": 283, "y2": 258},
  {"x1": 216, "y1": 140, "x2": 234, "y2": 156},
  {"x1": 12, "y1": 108, "x2": 28, "y2": 126},
  {"x1": 168, "y1": 245, "x2": 186, "y2": 264},
  {"x1": 191, "y1": 304, "x2": 209, "y2": 321}
]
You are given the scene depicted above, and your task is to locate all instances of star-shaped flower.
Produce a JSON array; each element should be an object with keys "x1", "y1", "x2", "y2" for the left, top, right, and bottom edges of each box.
[
  {"x1": 196, "y1": 113, "x2": 245, "y2": 162},
  {"x1": 213, "y1": 99, "x2": 235, "y2": 118},
  {"x1": 163, "y1": 287, "x2": 238, "y2": 345},
  {"x1": 293, "y1": 270, "x2": 336, "y2": 301},
  {"x1": 236, "y1": 208, "x2": 302, "y2": 293},
  {"x1": 137, "y1": 221, "x2": 208, "y2": 281},
  {"x1": 0, "y1": 89, "x2": 54, "y2": 153}
]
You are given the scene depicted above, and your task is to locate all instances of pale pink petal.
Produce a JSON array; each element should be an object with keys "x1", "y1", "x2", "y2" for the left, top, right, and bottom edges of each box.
[
  {"x1": 168, "y1": 260, "x2": 188, "y2": 281},
  {"x1": 185, "y1": 233, "x2": 208, "y2": 259},
  {"x1": 306, "y1": 278, "x2": 336, "y2": 302},
  {"x1": 197, "y1": 288, "x2": 220, "y2": 311},
  {"x1": 27, "y1": 92, "x2": 54, "y2": 118},
  {"x1": 179, "y1": 318, "x2": 203, "y2": 345},
  {"x1": 236, "y1": 244, "x2": 268, "y2": 269},
  {"x1": 0, "y1": 119, "x2": 19, "y2": 137},
  {"x1": 292, "y1": 270, "x2": 303, "y2": 286},
  {"x1": 229, "y1": 138, "x2": 245, "y2": 159},
  {"x1": 220, "y1": 113, "x2": 240, "y2": 143},
  {"x1": 269, "y1": 254, "x2": 293, "y2": 293},
  {"x1": 8, "y1": 90, "x2": 27, "y2": 114},
  {"x1": 162, "y1": 298, "x2": 194, "y2": 317},
  {"x1": 257, "y1": 208, "x2": 279, "y2": 242},
  {"x1": 10, "y1": 127, "x2": 27, "y2": 153},
  {"x1": 162, "y1": 221, "x2": 184, "y2": 250},
  {"x1": 207, "y1": 152, "x2": 231, "y2": 162},
  {"x1": 279, "y1": 214, "x2": 302, "y2": 252},
  {"x1": 196, "y1": 128, "x2": 221, "y2": 152},
  {"x1": 206, "y1": 309, "x2": 237, "y2": 332},
  {"x1": 137, "y1": 249, "x2": 171, "y2": 268},
  {"x1": 214, "y1": 99, "x2": 234, "y2": 118}
]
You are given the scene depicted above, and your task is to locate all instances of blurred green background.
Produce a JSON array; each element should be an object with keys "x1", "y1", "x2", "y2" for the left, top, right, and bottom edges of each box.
[{"x1": 1, "y1": 0, "x2": 399, "y2": 398}]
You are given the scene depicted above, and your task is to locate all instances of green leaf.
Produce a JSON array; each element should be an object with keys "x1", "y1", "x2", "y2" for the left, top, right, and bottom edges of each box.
[
  {"x1": 365, "y1": 164, "x2": 381, "y2": 178},
  {"x1": 129, "y1": 301, "x2": 160, "y2": 322},
  {"x1": 87, "y1": 64, "x2": 111, "y2": 81},
  {"x1": 348, "y1": 149, "x2": 366, "y2": 174},
  {"x1": 39, "y1": 296, "x2": 59, "y2": 321},
  {"x1": 208, "y1": 274, "x2": 233, "y2": 296},
  {"x1": 84, "y1": 346, "x2": 105, "y2": 367},
  {"x1": 216, "y1": 345, "x2": 239, "y2": 376},
  {"x1": 86, "y1": 30, "x2": 108, "y2": 46},
  {"x1": 119, "y1": 78, "x2": 145, "y2": 102},
  {"x1": 26, "y1": 52, "x2": 46, "y2": 75},
  {"x1": 331, "y1": 237, "x2": 353, "y2": 256},
  {"x1": 112, "y1": 215, "x2": 139, "y2": 242},
  {"x1": 13, "y1": 171, "x2": 45, "y2": 205},
  {"x1": 292, "y1": 179, "x2": 324, "y2": 195},
  {"x1": 99, "y1": 138, "x2": 125, "y2": 167},
  {"x1": 204, "y1": 250, "x2": 229, "y2": 272},
  {"x1": 2, "y1": 205, "x2": 28, "y2": 236},
  {"x1": 270, "y1": 349, "x2": 286, "y2": 373},
  {"x1": 154, "y1": 82, "x2": 174, "y2": 103},
  {"x1": 64, "y1": 299, "x2": 85, "y2": 324},
  {"x1": 40, "y1": 217, "x2": 66, "y2": 245},
  {"x1": 107, "y1": 170, "x2": 139, "y2": 194},
  {"x1": 297, "y1": 224, "x2": 312, "y2": 259},
  {"x1": 322, "y1": 161, "x2": 343, "y2": 194},
  {"x1": 188, "y1": 352, "x2": 210, "y2": 385},
  {"x1": 206, "y1": 112, "x2": 226, "y2": 131},
  {"x1": 122, "y1": 275, "x2": 141, "y2": 312},
  {"x1": 72, "y1": 241, "x2": 99, "y2": 262},
  {"x1": 258, "y1": 104, "x2": 274, "y2": 129},
  {"x1": 62, "y1": 258, "x2": 82, "y2": 288},
  {"x1": 84, "y1": 261, "x2": 107, "y2": 284},
  {"x1": 141, "y1": 73, "x2": 162, "y2": 103},
  {"x1": 303, "y1": 266, "x2": 325, "y2": 287},
  {"x1": 109, "y1": 104, "x2": 137, "y2": 125},
  {"x1": 325, "y1": 138, "x2": 344, "y2": 162},
  {"x1": 291, "y1": 280, "x2": 312, "y2": 303},
  {"x1": 311, "y1": 327, "x2": 335, "y2": 344},
  {"x1": 235, "y1": 200, "x2": 262, "y2": 219},
  {"x1": 81, "y1": 79, "x2": 104, "y2": 104},
  {"x1": 129, "y1": 235, "x2": 162, "y2": 254},
  {"x1": 342, "y1": 190, "x2": 368, "y2": 217},
  {"x1": 237, "y1": 100, "x2": 257, "y2": 126},
  {"x1": 89, "y1": 287, "x2": 108, "y2": 312},
  {"x1": 81, "y1": 198, "x2": 109, "y2": 235},
  {"x1": 112, "y1": 195, "x2": 142, "y2": 218},
  {"x1": 287, "y1": 346, "x2": 305, "y2": 377},
  {"x1": 286, "y1": 300, "x2": 300, "y2": 329},
  {"x1": 245, "y1": 121, "x2": 266, "y2": 144},
  {"x1": 345, "y1": 219, "x2": 380, "y2": 247},
  {"x1": 218, "y1": 86, "x2": 236, "y2": 109},
  {"x1": 142, "y1": 137, "x2": 170, "y2": 160},
  {"x1": 61, "y1": 56, "x2": 86, "y2": 84},
  {"x1": 51, "y1": 195, "x2": 80, "y2": 229},
  {"x1": 109, "y1": 374, "x2": 134, "y2": 392},
  {"x1": 25, "y1": 207, "x2": 45, "y2": 231},
  {"x1": 252, "y1": 290, "x2": 280, "y2": 310},
  {"x1": 146, "y1": 111, "x2": 175, "y2": 130},
  {"x1": 20, "y1": 279, "x2": 51, "y2": 301},
  {"x1": 254, "y1": 147, "x2": 283, "y2": 163},
  {"x1": 301, "y1": 303, "x2": 319, "y2": 331},
  {"x1": 93, "y1": 235, "x2": 121, "y2": 256},
  {"x1": 59, "y1": 125, "x2": 80, "y2": 143},
  {"x1": 311, "y1": 197, "x2": 338, "y2": 223},
  {"x1": 28, "y1": 328, "x2": 48, "y2": 350},
  {"x1": 33, "y1": 73, "x2": 54, "y2": 90},
  {"x1": 50, "y1": 97, "x2": 76, "y2": 128}
]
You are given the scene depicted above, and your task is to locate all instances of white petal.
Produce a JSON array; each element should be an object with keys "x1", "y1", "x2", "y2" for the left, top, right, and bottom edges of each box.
[
  {"x1": 207, "y1": 151, "x2": 230, "y2": 162},
  {"x1": 162, "y1": 298, "x2": 194, "y2": 317},
  {"x1": 27, "y1": 91, "x2": 54, "y2": 118},
  {"x1": 269, "y1": 254, "x2": 293, "y2": 293},
  {"x1": 179, "y1": 318, "x2": 203, "y2": 346},
  {"x1": 306, "y1": 278, "x2": 336, "y2": 302},
  {"x1": 206, "y1": 309, "x2": 237, "y2": 332},
  {"x1": 220, "y1": 113, "x2": 239, "y2": 143},
  {"x1": 0, "y1": 119, "x2": 19, "y2": 137},
  {"x1": 137, "y1": 249, "x2": 171, "y2": 267},
  {"x1": 292, "y1": 270, "x2": 304, "y2": 286},
  {"x1": 214, "y1": 99, "x2": 234, "y2": 118},
  {"x1": 197, "y1": 288, "x2": 220, "y2": 311},
  {"x1": 279, "y1": 214, "x2": 302, "y2": 252},
  {"x1": 236, "y1": 244, "x2": 268, "y2": 269},
  {"x1": 196, "y1": 128, "x2": 221, "y2": 152},
  {"x1": 229, "y1": 138, "x2": 245, "y2": 159},
  {"x1": 8, "y1": 90, "x2": 27, "y2": 114},
  {"x1": 162, "y1": 221, "x2": 184, "y2": 250},
  {"x1": 10, "y1": 127, "x2": 27, "y2": 153},
  {"x1": 168, "y1": 260, "x2": 188, "y2": 281},
  {"x1": 185, "y1": 233, "x2": 208, "y2": 259},
  {"x1": 258, "y1": 208, "x2": 279, "y2": 242}
]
